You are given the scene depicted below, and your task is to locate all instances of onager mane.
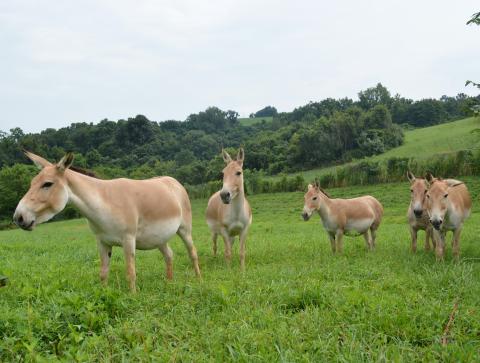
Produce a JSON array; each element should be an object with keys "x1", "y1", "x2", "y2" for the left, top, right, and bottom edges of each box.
[{"x1": 69, "y1": 166, "x2": 98, "y2": 178}]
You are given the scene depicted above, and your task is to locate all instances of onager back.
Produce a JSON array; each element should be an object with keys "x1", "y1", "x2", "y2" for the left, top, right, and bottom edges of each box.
[
  {"x1": 206, "y1": 148, "x2": 252, "y2": 270},
  {"x1": 302, "y1": 182, "x2": 383, "y2": 253},
  {"x1": 14, "y1": 151, "x2": 201, "y2": 291},
  {"x1": 406, "y1": 171, "x2": 434, "y2": 252},
  {"x1": 425, "y1": 174, "x2": 472, "y2": 260}
]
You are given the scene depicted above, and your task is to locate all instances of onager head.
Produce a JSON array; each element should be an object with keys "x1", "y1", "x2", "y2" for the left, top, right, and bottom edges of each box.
[
  {"x1": 302, "y1": 181, "x2": 328, "y2": 221},
  {"x1": 406, "y1": 171, "x2": 428, "y2": 218},
  {"x1": 13, "y1": 151, "x2": 74, "y2": 231},
  {"x1": 425, "y1": 173, "x2": 463, "y2": 231},
  {"x1": 220, "y1": 148, "x2": 245, "y2": 204}
]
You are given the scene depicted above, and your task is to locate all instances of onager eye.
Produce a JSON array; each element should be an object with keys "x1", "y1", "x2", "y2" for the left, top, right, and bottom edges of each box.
[
  {"x1": 312, "y1": 197, "x2": 318, "y2": 201},
  {"x1": 236, "y1": 171, "x2": 242, "y2": 176},
  {"x1": 410, "y1": 189, "x2": 413, "y2": 193},
  {"x1": 41, "y1": 182, "x2": 54, "y2": 189},
  {"x1": 444, "y1": 193, "x2": 448, "y2": 198}
]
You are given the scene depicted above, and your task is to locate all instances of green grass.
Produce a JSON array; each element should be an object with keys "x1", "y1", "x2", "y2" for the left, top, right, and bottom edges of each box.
[
  {"x1": 277, "y1": 117, "x2": 480, "y2": 182},
  {"x1": 239, "y1": 116, "x2": 273, "y2": 126},
  {"x1": 1, "y1": 177, "x2": 480, "y2": 361}
]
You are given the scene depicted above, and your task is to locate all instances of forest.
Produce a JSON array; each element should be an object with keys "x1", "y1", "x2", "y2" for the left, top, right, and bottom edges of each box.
[
  {"x1": 1, "y1": 83, "x2": 477, "y2": 180},
  {"x1": 0, "y1": 83, "x2": 478, "y2": 224}
]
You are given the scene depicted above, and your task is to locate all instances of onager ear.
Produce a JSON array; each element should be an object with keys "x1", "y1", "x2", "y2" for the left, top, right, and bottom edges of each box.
[
  {"x1": 307, "y1": 183, "x2": 314, "y2": 190},
  {"x1": 424, "y1": 172, "x2": 435, "y2": 186},
  {"x1": 406, "y1": 170, "x2": 415, "y2": 183},
  {"x1": 57, "y1": 152, "x2": 74, "y2": 172},
  {"x1": 446, "y1": 180, "x2": 464, "y2": 188},
  {"x1": 222, "y1": 149, "x2": 232, "y2": 164},
  {"x1": 236, "y1": 148, "x2": 245, "y2": 165},
  {"x1": 24, "y1": 150, "x2": 52, "y2": 169}
]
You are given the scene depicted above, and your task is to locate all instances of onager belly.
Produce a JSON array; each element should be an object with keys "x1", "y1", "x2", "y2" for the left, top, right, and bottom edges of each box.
[
  {"x1": 345, "y1": 218, "x2": 374, "y2": 235},
  {"x1": 136, "y1": 217, "x2": 181, "y2": 250}
]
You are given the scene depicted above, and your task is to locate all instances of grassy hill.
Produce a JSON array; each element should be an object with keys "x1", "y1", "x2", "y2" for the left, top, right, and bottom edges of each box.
[
  {"x1": 239, "y1": 116, "x2": 273, "y2": 126},
  {"x1": 278, "y1": 117, "x2": 480, "y2": 182},
  {"x1": 1, "y1": 178, "x2": 479, "y2": 360}
]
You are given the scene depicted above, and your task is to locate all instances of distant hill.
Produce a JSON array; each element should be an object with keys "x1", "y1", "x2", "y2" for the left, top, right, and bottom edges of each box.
[{"x1": 273, "y1": 117, "x2": 480, "y2": 181}]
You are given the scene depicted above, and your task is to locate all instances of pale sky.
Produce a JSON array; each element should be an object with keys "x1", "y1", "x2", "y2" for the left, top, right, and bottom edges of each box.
[{"x1": 1, "y1": 0, "x2": 479, "y2": 133}]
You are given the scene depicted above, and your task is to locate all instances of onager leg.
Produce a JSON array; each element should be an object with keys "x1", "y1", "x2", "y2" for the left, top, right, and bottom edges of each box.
[
  {"x1": 220, "y1": 229, "x2": 233, "y2": 265},
  {"x1": 363, "y1": 230, "x2": 372, "y2": 251},
  {"x1": 425, "y1": 228, "x2": 432, "y2": 252},
  {"x1": 159, "y1": 243, "x2": 174, "y2": 280},
  {"x1": 239, "y1": 227, "x2": 249, "y2": 271},
  {"x1": 410, "y1": 227, "x2": 418, "y2": 253},
  {"x1": 452, "y1": 228, "x2": 462, "y2": 262},
  {"x1": 370, "y1": 228, "x2": 377, "y2": 250},
  {"x1": 328, "y1": 232, "x2": 336, "y2": 253},
  {"x1": 212, "y1": 233, "x2": 218, "y2": 256},
  {"x1": 335, "y1": 230, "x2": 344, "y2": 254},
  {"x1": 177, "y1": 227, "x2": 201, "y2": 277},
  {"x1": 434, "y1": 230, "x2": 446, "y2": 261},
  {"x1": 430, "y1": 228, "x2": 436, "y2": 250},
  {"x1": 122, "y1": 236, "x2": 137, "y2": 292},
  {"x1": 97, "y1": 239, "x2": 112, "y2": 285}
]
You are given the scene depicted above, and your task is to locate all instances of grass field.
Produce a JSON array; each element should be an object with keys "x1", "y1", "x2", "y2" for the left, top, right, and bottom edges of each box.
[
  {"x1": 239, "y1": 116, "x2": 273, "y2": 126},
  {"x1": 1, "y1": 177, "x2": 479, "y2": 361},
  {"x1": 276, "y1": 117, "x2": 480, "y2": 182}
]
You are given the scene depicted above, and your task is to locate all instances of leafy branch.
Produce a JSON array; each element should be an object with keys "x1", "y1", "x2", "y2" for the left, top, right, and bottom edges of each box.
[{"x1": 466, "y1": 12, "x2": 480, "y2": 25}]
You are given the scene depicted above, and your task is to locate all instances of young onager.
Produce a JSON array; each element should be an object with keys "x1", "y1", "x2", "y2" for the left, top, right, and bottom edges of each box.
[
  {"x1": 302, "y1": 182, "x2": 383, "y2": 253},
  {"x1": 206, "y1": 148, "x2": 252, "y2": 270},
  {"x1": 425, "y1": 174, "x2": 471, "y2": 261},
  {"x1": 14, "y1": 151, "x2": 201, "y2": 291},
  {"x1": 406, "y1": 171, "x2": 434, "y2": 252}
]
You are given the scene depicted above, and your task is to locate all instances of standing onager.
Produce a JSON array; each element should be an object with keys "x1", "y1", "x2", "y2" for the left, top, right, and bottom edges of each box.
[
  {"x1": 406, "y1": 171, "x2": 434, "y2": 252},
  {"x1": 302, "y1": 182, "x2": 383, "y2": 253},
  {"x1": 206, "y1": 148, "x2": 252, "y2": 270},
  {"x1": 425, "y1": 174, "x2": 471, "y2": 261},
  {"x1": 13, "y1": 151, "x2": 201, "y2": 291}
]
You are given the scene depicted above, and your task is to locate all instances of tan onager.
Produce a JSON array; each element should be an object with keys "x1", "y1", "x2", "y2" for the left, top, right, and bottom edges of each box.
[
  {"x1": 302, "y1": 182, "x2": 383, "y2": 253},
  {"x1": 406, "y1": 171, "x2": 434, "y2": 252},
  {"x1": 206, "y1": 148, "x2": 252, "y2": 270},
  {"x1": 425, "y1": 173, "x2": 471, "y2": 261},
  {"x1": 13, "y1": 151, "x2": 201, "y2": 291}
]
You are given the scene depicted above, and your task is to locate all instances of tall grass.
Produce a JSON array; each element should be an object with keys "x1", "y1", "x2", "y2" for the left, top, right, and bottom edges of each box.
[
  {"x1": 187, "y1": 148, "x2": 480, "y2": 197},
  {"x1": 1, "y1": 179, "x2": 479, "y2": 360}
]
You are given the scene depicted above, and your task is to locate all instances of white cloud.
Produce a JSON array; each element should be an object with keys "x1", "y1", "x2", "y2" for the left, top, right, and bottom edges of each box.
[{"x1": 0, "y1": 0, "x2": 479, "y2": 132}]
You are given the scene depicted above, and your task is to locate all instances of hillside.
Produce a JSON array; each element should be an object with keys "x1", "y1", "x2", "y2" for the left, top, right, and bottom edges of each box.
[{"x1": 278, "y1": 117, "x2": 480, "y2": 182}]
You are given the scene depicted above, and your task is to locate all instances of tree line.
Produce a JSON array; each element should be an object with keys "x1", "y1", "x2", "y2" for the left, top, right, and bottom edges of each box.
[
  {"x1": 0, "y1": 83, "x2": 478, "y2": 225},
  {"x1": 1, "y1": 84, "x2": 477, "y2": 184}
]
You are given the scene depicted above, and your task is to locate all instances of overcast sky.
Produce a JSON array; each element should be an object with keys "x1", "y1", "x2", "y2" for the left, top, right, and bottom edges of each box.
[{"x1": 1, "y1": 0, "x2": 479, "y2": 133}]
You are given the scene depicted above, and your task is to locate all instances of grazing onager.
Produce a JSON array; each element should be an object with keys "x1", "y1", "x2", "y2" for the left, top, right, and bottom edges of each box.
[
  {"x1": 406, "y1": 171, "x2": 434, "y2": 252},
  {"x1": 302, "y1": 182, "x2": 383, "y2": 253},
  {"x1": 206, "y1": 148, "x2": 252, "y2": 270},
  {"x1": 425, "y1": 174, "x2": 471, "y2": 261},
  {"x1": 13, "y1": 151, "x2": 201, "y2": 291}
]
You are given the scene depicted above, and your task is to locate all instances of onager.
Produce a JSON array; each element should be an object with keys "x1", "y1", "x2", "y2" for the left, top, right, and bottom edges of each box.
[
  {"x1": 302, "y1": 182, "x2": 383, "y2": 253},
  {"x1": 14, "y1": 151, "x2": 201, "y2": 291},
  {"x1": 425, "y1": 173, "x2": 471, "y2": 261},
  {"x1": 406, "y1": 171, "x2": 434, "y2": 252},
  {"x1": 206, "y1": 148, "x2": 252, "y2": 270}
]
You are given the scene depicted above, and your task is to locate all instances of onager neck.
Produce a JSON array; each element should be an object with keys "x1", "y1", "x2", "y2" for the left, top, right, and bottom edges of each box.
[
  {"x1": 231, "y1": 186, "x2": 246, "y2": 214},
  {"x1": 317, "y1": 192, "x2": 332, "y2": 221},
  {"x1": 65, "y1": 170, "x2": 105, "y2": 223}
]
